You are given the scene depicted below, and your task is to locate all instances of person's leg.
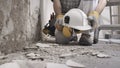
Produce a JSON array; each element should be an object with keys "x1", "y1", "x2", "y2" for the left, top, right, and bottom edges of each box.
[
  {"x1": 78, "y1": 32, "x2": 93, "y2": 46},
  {"x1": 55, "y1": 29, "x2": 71, "y2": 44}
]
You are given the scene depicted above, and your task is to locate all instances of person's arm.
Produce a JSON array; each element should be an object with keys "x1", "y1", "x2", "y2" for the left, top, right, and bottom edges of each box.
[
  {"x1": 88, "y1": 0, "x2": 107, "y2": 30},
  {"x1": 95, "y1": 0, "x2": 107, "y2": 14},
  {"x1": 52, "y1": 0, "x2": 64, "y2": 31},
  {"x1": 53, "y1": 0, "x2": 62, "y2": 16},
  {"x1": 89, "y1": 0, "x2": 107, "y2": 19}
]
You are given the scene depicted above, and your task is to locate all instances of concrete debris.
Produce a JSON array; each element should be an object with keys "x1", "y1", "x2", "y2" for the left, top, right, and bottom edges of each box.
[
  {"x1": 25, "y1": 53, "x2": 44, "y2": 60},
  {"x1": 23, "y1": 46, "x2": 38, "y2": 50},
  {"x1": 97, "y1": 53, "x2": 111, "y2": 58},
  {"x1": 89, "y1": 51, "x2": 111, "y2": 58},
  {"x1": 0, "y1": 51, "x2": 1, "y2": 55},
  {"x1": 70, "y1": 49, "x2": 74, "y2": 52},
  {"x1": 0, "y1": 60, "x2": 46, "y2": 68},
  {"x1": 0, "y1": 62, "x2": 21, "y2": 68},
  {"x1": 81, "y1": 51, "x2": 91, "y2": 55},
  {"x1": 36, "y1": 43, "x2": 51, "y2": 48},
  {"x1": 91, "y1": 52, "x2": 100, "y2": 56},
  {"x1": 0, "y1": 51, "x2": 4, "y2": 56},
  {"x1": 47, "y1": 63, "x2": 70, "y2": 68},
  {"x1": 81, "y1": 51, "x2": 111, "y2": 58},
  {"x1": 59, "y1": 53, "x2": 77, "y2": 58},
  {"x1": 70, "y1": 48, "x2": 79, "y2": 52},
  {"x1": 66, "y1": 60, "x2": 85, "y2": 68},
  {"x1": 50, "y1": 44, "x2": 59, "y2": 46},
  {"x1": 0, "y1": 56, "x2": 7, "y2": 60},
  {"x1": 25, "y1": 53, "x2": 40, "y2": 57}
]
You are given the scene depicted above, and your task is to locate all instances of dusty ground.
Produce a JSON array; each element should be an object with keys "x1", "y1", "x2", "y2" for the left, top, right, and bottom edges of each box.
[{"x1": 0, "y1": 41, "x2": 120, "y2": 68}]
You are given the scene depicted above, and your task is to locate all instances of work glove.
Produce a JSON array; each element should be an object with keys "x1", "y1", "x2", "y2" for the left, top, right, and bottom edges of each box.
[
  {"x1": 62, "y1": 26, "x2": 72, "y2": 38},
  {"x1": 55, "y1": 15, "x2": 74, "y2": 38},
  {"x1": 88, "y1": 11, "x2": 99, "y2": 30},
  {"x1": 55, "y1": 15, "x2": 64, "y2": 31}
]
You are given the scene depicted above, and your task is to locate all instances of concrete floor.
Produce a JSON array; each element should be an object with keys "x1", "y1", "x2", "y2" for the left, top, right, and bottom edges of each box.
[
  {"x1": 0, "y1": 41, "x2": 120, "y2": 68},
  {"x1": 74, "y1": 43, "x2": 120, "y2": 68}
]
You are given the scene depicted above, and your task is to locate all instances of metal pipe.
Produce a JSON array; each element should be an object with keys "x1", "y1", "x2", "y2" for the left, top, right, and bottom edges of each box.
[{"x1": 93, "y1": 25, "x2": 120, "y2": 44}]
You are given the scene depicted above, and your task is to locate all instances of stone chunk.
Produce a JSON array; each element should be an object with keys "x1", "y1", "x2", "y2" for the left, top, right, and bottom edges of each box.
[
  {"x1": 47, "y1": 63, "x2": 71, "y2": 68},
  {"x1": 97, "y1": 53, "x2": 111, "y2": 58},
  {"x1": 91, "y1": 52, "x2": 100, "y2": 56},
  {"x1": 59, "y1": 53, "x2": 77, "y2": 58},
  {"x1": 36, "y1": 43, "x2": 51, "y2": 48},
  {"x1": 0, "y1": 56, "x2": 7, "y2": 60},
  {"x1": 25, "y1": 53, "x2": 44, "y2": 60},
  {"x1": 66, "y1": 60, "x2": 85, "y2": 68},
  {"x1": 0, "y1": 60, "x2": 46, "y2": 68},
  {"x1": 23, "y1": 46, "x2": 38, "y2": 50}
]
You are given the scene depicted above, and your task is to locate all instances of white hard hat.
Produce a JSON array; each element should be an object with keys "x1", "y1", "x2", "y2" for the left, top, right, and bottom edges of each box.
[{"x1": 63, "y1": 8, "x2": 91, "y2": 31}]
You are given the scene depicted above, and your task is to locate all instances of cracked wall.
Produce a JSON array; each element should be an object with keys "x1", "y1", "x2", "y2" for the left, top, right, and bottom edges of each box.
[{"x1": 0, "y1": 0, "x2": 41, "y2": 54}]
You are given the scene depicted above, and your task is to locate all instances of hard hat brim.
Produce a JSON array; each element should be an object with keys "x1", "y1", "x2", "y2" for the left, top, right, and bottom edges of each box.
[{"x1": 65, "y1": 24, "x2": 92, "y2": 31}]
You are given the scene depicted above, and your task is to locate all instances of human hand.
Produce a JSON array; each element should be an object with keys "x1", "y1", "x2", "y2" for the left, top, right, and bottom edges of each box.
[
  {"x1": 88, "y1": 11, "x2": 99, "y2": 30},
  {"x1": 55, "y1": 15, "x2": 64, "y2": 31}
]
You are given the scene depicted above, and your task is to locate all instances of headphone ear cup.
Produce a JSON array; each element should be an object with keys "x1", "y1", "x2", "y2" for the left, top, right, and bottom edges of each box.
[{"x1": 62, "y1": 26, "x2": 72, "y2": 38}]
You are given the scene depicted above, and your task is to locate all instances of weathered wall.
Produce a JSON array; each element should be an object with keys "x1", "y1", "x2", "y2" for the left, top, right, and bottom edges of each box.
[
  {"x1": 118, "y1": 6, "x2": 120, "y2": 34},
  {"x1": 118, "y1": 6, "x2": 120, "y2": 24},
  {"x1": 0, "y1": 0, "x2": 41, "y2": 54}
]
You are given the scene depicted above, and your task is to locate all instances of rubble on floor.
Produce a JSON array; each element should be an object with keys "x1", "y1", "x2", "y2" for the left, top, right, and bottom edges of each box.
[
  {"x1": 0, "y1": 56, "x2": 8, "y2": 60},
  {"x1": 81, "y1": 50, "x2": 111, "y2": 58},
  {"x1": 23, "y1": 46, "x2": 38, "y2": 51},
  {"x1": 0, "y1": 59, "x2": 86, "y2": 68},
  {"x1": 0, "y1": 60, "x2": 46, "y2": 68},
  {"x1": 36, "y1": 43, "x2": 51, "y2": 48},
  {"x1": 59, "y1": 53, "x2": 77, "y2": 58},
  {"x1": 66, "y1": 60, "x2": 85, "y2": 68},
  {"x1": 0, "y1": 43, "x2": 120, "y2": 68},
  {"x1": 96, "y1": 53, "x2": 111, "y2": 58},
  {"x1": 25, "y1": 53, "x2": 44, "y2": 60},
  {"x1": 47, "y1": 63, "x2": 70, "y2": 68}
]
